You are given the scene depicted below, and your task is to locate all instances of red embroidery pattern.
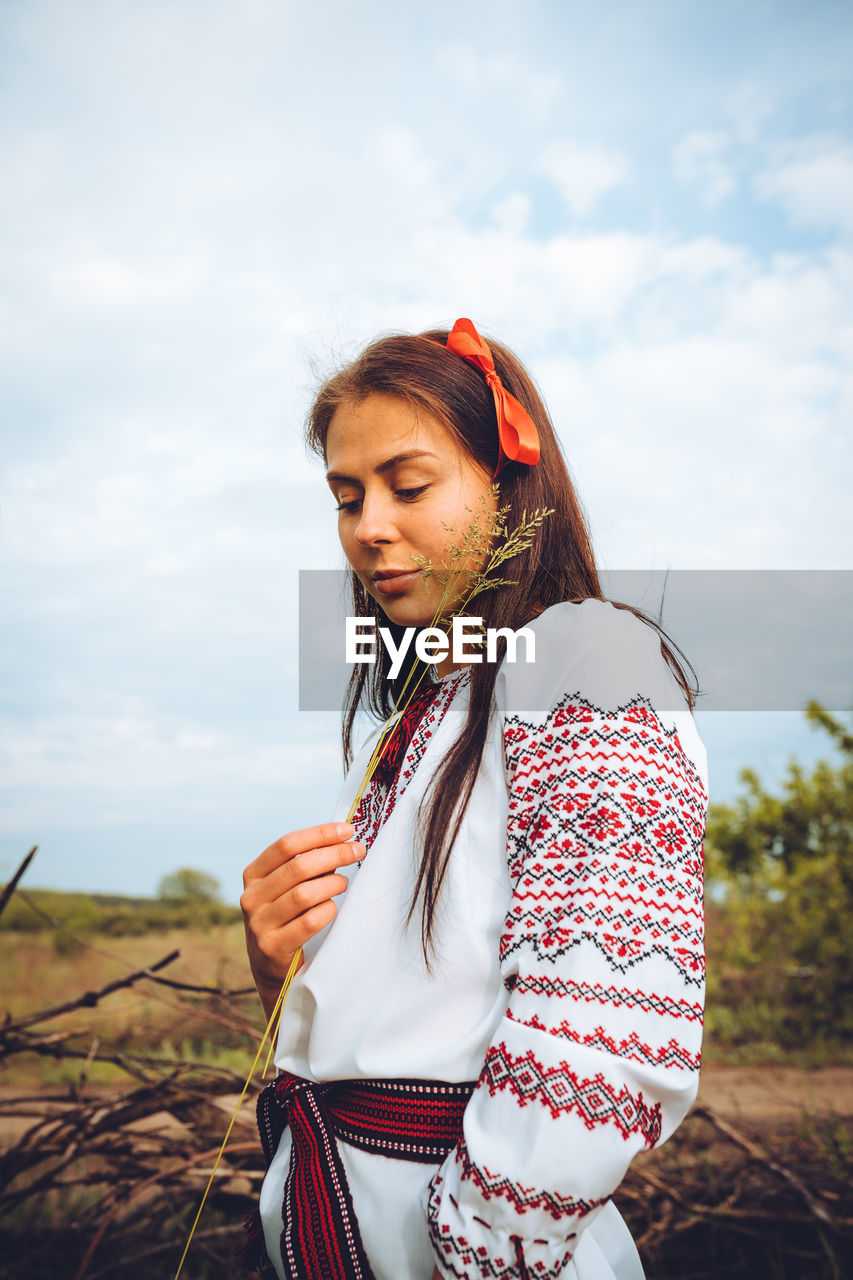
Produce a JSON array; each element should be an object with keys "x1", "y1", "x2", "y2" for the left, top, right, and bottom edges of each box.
[
  {"x1": 455, "y1": 1141, "x2": 609, "y2": 1222},
  {"x1": 502, "y1": 694, "x2": 706, "y2": 990},
  {"x1": 481, "y1": 1042, "x2": 662, "y2": 1147},
  {"x1": 352, "y1": 667, "x2": 469, "y2": 850},
  {"x1": 506, "y1": 1008, "x2": 701, "y2": 1071},
  {"x1": 512, "y1": 975, "x2": 703, "y2": 1022},
  {"x1": 371, "y1": 680, "x2": 441, "y2": 790},
  {"x1": 427, "y1": 690, "x2": 705, "y2": 1278},
  {"x1": 427, "y1": 1165, "x2": 577, "y2": 1280}
]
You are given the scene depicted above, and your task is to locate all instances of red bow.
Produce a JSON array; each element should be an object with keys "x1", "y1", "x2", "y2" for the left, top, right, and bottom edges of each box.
[{"x1": 444, "y1": 318, "x2": 540, "y2": 473}]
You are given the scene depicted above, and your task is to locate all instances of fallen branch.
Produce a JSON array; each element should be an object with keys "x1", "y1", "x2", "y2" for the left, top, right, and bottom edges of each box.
[
  {"x1": 85, "y1": 1225, "x2": 244, "y2": 1279},
  {"x1": 1, "y1": 952, "x2": 180, "y2": 1034},
  {"x1": 138, "y1": 973, "x2": 255, "y2": 997},
  {"x1": 73, "y1": 1141, "x2": 259, "y2": 1280},
  {"x1": 0, "y1": 1032, "x2": 258, "y2": 1089},
  {"x1": 692, "y1": 1103, "x2": 835, "y2": 1227},
  {"x1": 12, "y1": 891, "x2": 261, "y2": 1039}
]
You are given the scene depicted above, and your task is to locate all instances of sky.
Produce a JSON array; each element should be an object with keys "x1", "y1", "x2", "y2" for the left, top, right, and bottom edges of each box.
[{"x1": 1, "y1": 0, "x2": 851, "y2": 901}]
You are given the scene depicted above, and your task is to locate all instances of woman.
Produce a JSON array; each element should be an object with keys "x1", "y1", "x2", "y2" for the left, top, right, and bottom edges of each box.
[{"x1": 241, "y1": 319, "x2": 708, "y2": 1280}]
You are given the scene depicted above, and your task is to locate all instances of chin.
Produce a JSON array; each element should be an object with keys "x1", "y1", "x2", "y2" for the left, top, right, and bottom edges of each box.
[
  {"x1": 365, "y1": 592, "x2": 429, "y2": 629},
  {"x1": 378, "y1": 604, "x2": 435, "y2": 629}
]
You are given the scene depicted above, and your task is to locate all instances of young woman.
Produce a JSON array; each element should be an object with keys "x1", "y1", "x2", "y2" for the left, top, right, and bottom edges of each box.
[{"x1": 241, "y1": 320, "x2": 708, "y2": 1280}]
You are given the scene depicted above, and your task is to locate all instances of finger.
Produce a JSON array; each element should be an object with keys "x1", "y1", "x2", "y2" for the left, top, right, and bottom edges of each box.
[
  {"x1": 273, "y1": 871, "x2": 352, "y2": 926},
  {"x1": 244, "y1": 822, "x2": 356, "y2": 884},
  {"x1": 267, "y1": 841, "x2": 365, "y2": 898},
  {"x1": 250, "y1": 898, "x2": 340, "y2": 976},
  {"x1": 244, "y1": 841, "x2": 365, "y2": 905},
  {"x1": 242, "y1": 866, "x2": 353, "y2": 934},
  {"x1": 275, "y1": 899, "x2": 339, "y2": 954}
]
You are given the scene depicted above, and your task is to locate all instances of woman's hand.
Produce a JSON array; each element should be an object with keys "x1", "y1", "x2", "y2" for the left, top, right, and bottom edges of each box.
[{"x1": 241, "y1": 821, "x2": 365, "y2": 1022}]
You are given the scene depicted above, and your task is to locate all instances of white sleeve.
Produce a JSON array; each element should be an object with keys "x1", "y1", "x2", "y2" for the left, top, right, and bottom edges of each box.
[{"x1": 425, "y1": 601, "x2": 708, "y2": 1279}]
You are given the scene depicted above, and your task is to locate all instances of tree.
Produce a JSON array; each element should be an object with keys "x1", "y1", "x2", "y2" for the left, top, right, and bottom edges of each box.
[
  {"x1": 156, "y1": 867, "x2": 222, "y2": 904},
  {"x1": 706, "y1": 701, "x2": 853, "y2": 1045}
]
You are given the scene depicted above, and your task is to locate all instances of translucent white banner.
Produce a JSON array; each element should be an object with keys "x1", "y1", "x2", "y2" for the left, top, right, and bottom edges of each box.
[{"x1": 297, "y1": 570, "x2": 853, "y2": 713}]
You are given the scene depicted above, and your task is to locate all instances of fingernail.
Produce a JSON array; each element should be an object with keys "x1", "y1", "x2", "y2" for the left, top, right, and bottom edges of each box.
[
  {"x1": 337, "y1": 823, "x2": 353, "y2": 839},
  {"x1": 355, "y1": 843, "x2": 366, "y2": 858}
]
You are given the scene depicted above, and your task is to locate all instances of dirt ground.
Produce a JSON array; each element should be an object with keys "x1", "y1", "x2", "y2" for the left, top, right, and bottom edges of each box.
[{"x1": 696, "y1": 1065, "x2": 853, "y2": 1121}]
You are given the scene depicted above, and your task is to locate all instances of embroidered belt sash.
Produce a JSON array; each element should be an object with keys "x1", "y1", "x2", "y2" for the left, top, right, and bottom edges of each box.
[{"x1": 244, "y1": 1071, "x2": 476, "y2": 1280}]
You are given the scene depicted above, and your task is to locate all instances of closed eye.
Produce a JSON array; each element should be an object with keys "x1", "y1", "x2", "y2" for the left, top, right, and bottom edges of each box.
[{"x1": 334, "y1": 484, "x2": 429, "y2": 514}]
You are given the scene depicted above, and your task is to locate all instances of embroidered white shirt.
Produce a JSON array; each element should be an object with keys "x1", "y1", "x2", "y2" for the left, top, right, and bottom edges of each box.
[{"x1": 259, "y1": 600, "x2": 708, "y2": 1280}]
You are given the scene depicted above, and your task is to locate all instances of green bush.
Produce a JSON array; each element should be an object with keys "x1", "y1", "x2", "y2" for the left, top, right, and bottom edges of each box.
[
  {"x1": 706, "y1": 702, "x2": 853, "y2": 1051},
  {"x1": 0, "y1": 886, "x2": 241, "y2": 939}
]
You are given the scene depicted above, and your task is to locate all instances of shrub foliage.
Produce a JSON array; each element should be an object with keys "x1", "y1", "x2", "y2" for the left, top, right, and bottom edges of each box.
[
  {"x1": 0, "y1": 886, "x2": 241, "y2": 940},
  {"x1": 706, "y1": 701, "x2": 853, "y2": 1051}
]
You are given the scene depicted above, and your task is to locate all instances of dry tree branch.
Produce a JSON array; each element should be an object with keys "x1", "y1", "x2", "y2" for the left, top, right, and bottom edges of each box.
[
  {"x1": 2, "y1": 951, "x2": 181, "y2": 1034},
  {"x1": 4, "y1": 900, "x2": 261, "y2": 1042},
  {"x1": 691, "y1": 1104, "x2": 836, "y2": 1227},
  {"x1": 133, "y1": 973, "x2": 255, "y2": 997},
  {"x1": 0, "y1": 845, "x2": 37, "y2": 921},
  {"x1": 0, "y1": 1031, "x2": 258, "y2": 1091},
  {"x1": 72, "y1": 1141, "x2": 259, "y2": 1280},
  {"x1": 84, "y1": 1225, "x2": 244, "y2": 1279}
]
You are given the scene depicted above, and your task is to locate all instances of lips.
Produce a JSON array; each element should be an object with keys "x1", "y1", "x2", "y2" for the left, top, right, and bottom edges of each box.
[{"x1": 370, "y1": 568, "x2": 421, "y2": 596}]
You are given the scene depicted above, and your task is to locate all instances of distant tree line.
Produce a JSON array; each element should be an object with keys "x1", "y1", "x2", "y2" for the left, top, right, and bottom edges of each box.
[{"x1": 1, "y1": 867, "x2": 240, "y2": 948}]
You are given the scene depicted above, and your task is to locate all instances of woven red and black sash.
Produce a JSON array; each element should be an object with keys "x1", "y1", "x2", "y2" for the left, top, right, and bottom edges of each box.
[{"x1": 243, "y1": 1071, "x2": 476, "y2": 1279}]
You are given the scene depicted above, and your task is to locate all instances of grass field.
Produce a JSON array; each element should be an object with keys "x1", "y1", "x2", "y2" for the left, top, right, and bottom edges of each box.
[{"x1": 0, "y1": 918, "x2": 261, "y2": 1087}]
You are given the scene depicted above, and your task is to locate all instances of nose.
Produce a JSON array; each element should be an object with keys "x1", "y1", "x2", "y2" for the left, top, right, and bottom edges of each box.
[{"x1": 353, "y1": 492, "x2": 396, "y2": 547}]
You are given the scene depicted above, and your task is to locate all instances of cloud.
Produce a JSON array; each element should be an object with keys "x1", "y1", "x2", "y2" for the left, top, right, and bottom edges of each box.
[
  {"x1": 436, "y1": 44, "x2": 564, "y2": 120},
  {"x1": 2, "y1": 0, "x2": 853, "y2": 896},
  {"x1": 673, "y1": 129, "x2": 737, "y2": 207},
  {"x1": 523, "y1": 235, "x2": 852, "y2": 570},
  {"x1": 0, "y1": 712, "x2": 338, "y2": 798},
  {"x1": 537, "y1": 140, "x2": 630, "y2": 218},
  {"x1": 55, "y1": 255, "x2": 203, "y2": 313},
  {"x1": 756, "y1": 139, "x2": 853, "y2": 236},
  {"x1": 727, "y1": 82, "x2": 773, "y2": 145},
  {"x1": 490, "y1": 192, "x2": 531, "y2": 236}
]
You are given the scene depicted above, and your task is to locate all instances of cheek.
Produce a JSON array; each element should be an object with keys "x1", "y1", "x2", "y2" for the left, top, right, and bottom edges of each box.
[{"x1": 337, "y1": 520, "x2": 358, "y2": 564}]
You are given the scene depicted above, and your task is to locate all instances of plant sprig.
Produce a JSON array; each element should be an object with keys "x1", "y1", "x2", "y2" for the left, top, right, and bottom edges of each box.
[{"x1": 411, "y1": 482, "x2": 554, "y2": 627}]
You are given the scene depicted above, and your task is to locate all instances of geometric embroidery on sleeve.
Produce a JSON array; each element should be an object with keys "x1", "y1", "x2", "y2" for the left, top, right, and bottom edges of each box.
[
  {"x1": 426, "y1": 686, "x2": 706, "y2": 1276},
  {"x1": 501, "y1": 693, "x2": 707, "y2": 992},
  {"x1": 455, "y1": 1141, "x2": 609, "y2": 1222},
  {"x1": 505, "y1": 1008, "x2": 701, "y2": 1070},
  {"x1": 427, "y1": 1166, "x2": 579, "y2": 1280},
  {"x1": 481, "y1": 1042, "x2": 662, "y2": 1147},
  {"x1": 513, "y1": 975, "x2": 703, "y2": 1021},
  {"x1": 503, "y1": 930, "x2": 705, "y2": 988}
]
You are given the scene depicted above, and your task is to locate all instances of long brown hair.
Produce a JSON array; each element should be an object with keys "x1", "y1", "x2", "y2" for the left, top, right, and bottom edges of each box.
[{"x1": 306, "y1": 326, "x2": 697, "y2": 956}]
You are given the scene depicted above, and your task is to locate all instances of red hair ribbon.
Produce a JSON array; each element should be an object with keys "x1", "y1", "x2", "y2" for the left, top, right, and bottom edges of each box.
[{"x1": 444, "y1": 318, "x2": 540, "y2": 473}]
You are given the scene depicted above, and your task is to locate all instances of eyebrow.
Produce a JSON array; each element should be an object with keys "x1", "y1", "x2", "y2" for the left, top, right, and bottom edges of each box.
[{"x1": 325, "y1": 450, "x2": 439, "y2": 485}]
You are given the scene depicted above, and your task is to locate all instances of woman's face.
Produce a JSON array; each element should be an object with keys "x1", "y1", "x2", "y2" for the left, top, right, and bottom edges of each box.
[{"x1": 325, "y1": 392, "x2": 496, "y2": 631}]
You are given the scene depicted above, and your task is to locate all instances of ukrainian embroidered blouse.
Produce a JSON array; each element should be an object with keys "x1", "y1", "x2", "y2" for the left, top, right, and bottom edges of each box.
[{"x1": 258, "y1": 600, "x2": 708, "y2": 1280}]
